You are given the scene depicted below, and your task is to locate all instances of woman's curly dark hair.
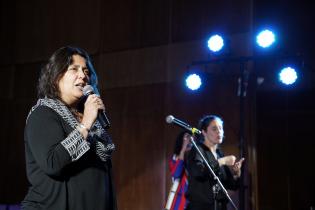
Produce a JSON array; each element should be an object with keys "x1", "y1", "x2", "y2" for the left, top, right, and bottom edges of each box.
[
  {"x1": 37, "y1": 46, "x2": 99, "y2": 99},
  {"x1": 173, "y1": 131, "x2": 190, "y2": 155}
]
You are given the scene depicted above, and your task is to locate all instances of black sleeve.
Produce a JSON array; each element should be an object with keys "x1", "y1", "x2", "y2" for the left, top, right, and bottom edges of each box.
[
  {"x1": 217, "y1": 149, "x2": 241, "y2": 190},
  {"x1": 186, "y1": 147, "x2": 212, "y2": 180},
  {"x1": 25, "y1": 106, "x2": 89, "y2": 177},
  {"x1": 222, "y1": 165, "x2": 241, "y2": 190}
]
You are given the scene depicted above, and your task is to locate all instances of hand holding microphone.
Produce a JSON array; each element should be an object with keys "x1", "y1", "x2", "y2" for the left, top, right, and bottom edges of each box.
[{"x1": 81, "y1": 85, "x2": 111, "y2": 129}]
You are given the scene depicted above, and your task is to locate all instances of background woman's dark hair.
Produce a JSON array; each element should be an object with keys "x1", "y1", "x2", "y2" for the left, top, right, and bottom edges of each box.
[
  {"x1": 37, "y1": 46, "x2": 99, "y2": 99},
  {"x1": 198, "y1": 115, "x2": 223, "y2": 131},
  {"x1": 173, "y1": 131, "x2": 189, "y2": 155}
]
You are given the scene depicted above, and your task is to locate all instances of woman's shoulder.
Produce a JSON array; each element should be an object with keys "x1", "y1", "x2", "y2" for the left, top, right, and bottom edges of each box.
[
  {"x1": 27, "y1": 98, "x2": 66, "y2": 120},
  {"x1": 27, "y1": 105, "x2": 60, "y2": 124}
]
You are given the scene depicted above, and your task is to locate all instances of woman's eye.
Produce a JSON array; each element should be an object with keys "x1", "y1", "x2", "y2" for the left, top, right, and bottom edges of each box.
[
  {"x1": 83, "y1": 69, "x2": 90, "y2": 76},
  {"x1": 69, "y1": 67, "x2": 79, "y2": 72},
  {"x1": 212, "y1": 127, "x2": 221, "y2": 132}
]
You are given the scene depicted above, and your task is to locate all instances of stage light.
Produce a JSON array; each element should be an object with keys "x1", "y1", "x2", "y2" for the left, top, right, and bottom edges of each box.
[
  {"x1": 256, "y1": 29, "x2": 276, "y2": 48},
  {"x1": 185, "y1": 73, "x2": 202, "y2": 91},
  {"x1": 207, "y1": 34, "x2": 224, "y2": 53},
  {"x1": 279, "y1": 67, "x2": 298, "y2": 85}
]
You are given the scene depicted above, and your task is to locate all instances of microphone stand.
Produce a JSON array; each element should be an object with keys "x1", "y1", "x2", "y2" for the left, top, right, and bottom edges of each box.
[{"x1": 188, "y1": 134, "x2": 238, "y2": 210}]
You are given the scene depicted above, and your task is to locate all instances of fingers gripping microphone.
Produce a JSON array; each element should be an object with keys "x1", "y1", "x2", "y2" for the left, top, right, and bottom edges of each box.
[
  {"x1": 165, "y1": 115, "x2": 201, "y2": 135},
  {"x1": 83, "y1": 85, "x2": 110, "y2": 129}
]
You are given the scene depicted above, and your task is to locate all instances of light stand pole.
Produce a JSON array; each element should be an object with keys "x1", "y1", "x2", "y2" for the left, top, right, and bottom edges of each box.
[
  {"x1": 191, "y1": 56, "x2": 253, "y2": 210},
  {"x1": 238, "y1": 60, "x2": 249, "y2": 210}
]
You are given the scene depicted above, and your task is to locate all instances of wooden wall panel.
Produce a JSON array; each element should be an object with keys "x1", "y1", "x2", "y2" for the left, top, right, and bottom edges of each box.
[
  {"x1": 171, "y1": 0, "x2": 251, "y2": 42},
  {"x1": 257, "y1": 90, "x2": 315, "y2": 210},
  {"x1": 0, "y1": 0, "x2": 260, "y2": 209},
  {"x1": 0, "y1": 0, "x2": 15, "y2": 65},
  {"x1": 105, "y1": 84, "x2": 168, "y2": 210},
  {"x1": 13, "y1": 0, "x2": 102, "y2": 63}
]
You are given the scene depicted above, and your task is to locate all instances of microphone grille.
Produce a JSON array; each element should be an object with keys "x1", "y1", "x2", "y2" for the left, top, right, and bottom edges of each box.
[
  {"x1": 165, "y1": 115, "x2": 174, "y2": 124},
  {"x1": 83, "y1": 85, "x2": 94, "y2": 96}
]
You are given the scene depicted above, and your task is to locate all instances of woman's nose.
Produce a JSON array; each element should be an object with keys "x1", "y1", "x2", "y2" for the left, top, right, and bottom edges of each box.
[{"x1": 77, "y1": 68, "x2": 87, "y2": 78}]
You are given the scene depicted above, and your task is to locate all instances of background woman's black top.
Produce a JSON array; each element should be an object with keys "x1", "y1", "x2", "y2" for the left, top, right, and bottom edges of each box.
[{"x1": 185, "y1": 143, "x2": 240, "y2": 210}]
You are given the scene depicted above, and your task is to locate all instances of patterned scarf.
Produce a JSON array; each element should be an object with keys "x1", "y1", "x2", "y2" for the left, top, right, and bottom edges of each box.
[{"x1": 27, "y1": 98, "x2": 115, "y2": 162}]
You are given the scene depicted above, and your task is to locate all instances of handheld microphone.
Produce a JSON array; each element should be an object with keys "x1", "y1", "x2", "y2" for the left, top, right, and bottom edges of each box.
[
  {"x1": 83, "y1": 85, "x2": 111, "y2": 129},
  {"x1": 165, "y1": 115, "x2": 201, "y2": 135}
]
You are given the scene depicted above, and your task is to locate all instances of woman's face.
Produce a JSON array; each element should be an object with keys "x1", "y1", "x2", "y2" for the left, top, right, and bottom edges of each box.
[
  {"x1": 183, "y1": 133, "x2": 192, "y2": 151},
  {"x1": 58, "y1": 54, "x2": 90, "y2": 106},
  {"x1": 202, "y1": 119, "x2": 224, "y2": 146}
]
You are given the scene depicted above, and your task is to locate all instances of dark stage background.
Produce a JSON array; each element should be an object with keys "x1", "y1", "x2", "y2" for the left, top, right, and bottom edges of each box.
[{"x1": 0, "y1": 0, "x2": 314, "y2": 210}]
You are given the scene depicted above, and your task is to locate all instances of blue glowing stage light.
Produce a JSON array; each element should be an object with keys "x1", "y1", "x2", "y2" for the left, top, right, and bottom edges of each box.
[
  {"x1": 185, "y1": 73, "x2": 202, "y2": 91},
  {"x1": 207, "y1": 35, "x2": 224, "y2": 52},
  {"x1": 279, "y1": 67, "x2": 298, "y2": 85},
  {"x1": 256, "y1": 29, "x2": 276, "y2": 48}
]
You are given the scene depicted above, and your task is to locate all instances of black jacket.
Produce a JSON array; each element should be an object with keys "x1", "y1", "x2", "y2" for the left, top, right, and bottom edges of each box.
[
  {"x1": 22, "y1": 98, "x2": 117, "y2": 210},
  {"x1": 185, "y1": 143, "x2": 240, "y2": 210}
]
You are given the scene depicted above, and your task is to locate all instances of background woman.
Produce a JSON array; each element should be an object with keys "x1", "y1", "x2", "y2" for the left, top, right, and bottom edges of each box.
[
  {"x1": 165, "y1": 131, "x2": 192, "y2": 210},
  {"x1": 185, "y1": 115, "x2": 244, "y2": 210}
]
